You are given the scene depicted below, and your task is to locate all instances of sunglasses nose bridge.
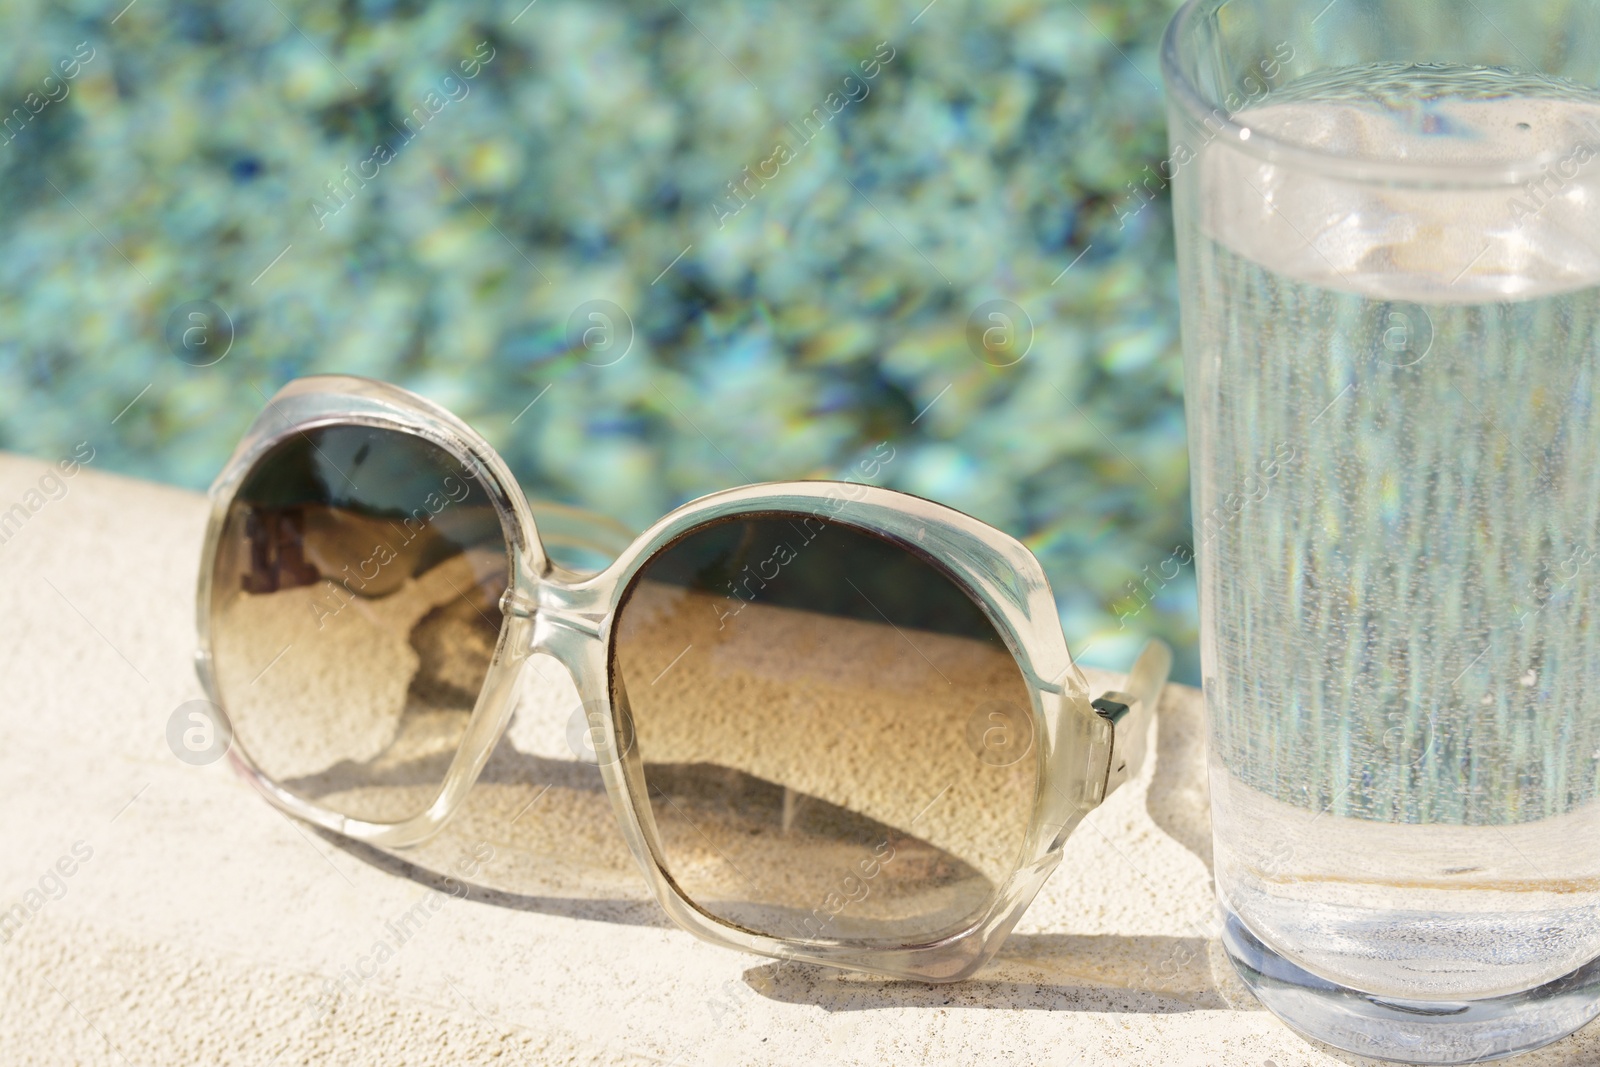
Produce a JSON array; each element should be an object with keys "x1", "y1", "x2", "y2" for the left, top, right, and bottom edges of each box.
[
  {"x1": 514, "y1": 574, "x2": 611, "y2": 675},
  {"x1": 498, "y1": 585, "x2": 539, "y2": 620}
]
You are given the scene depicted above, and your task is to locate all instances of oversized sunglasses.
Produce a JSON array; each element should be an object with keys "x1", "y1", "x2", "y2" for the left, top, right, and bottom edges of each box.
[{"x1": 195, "y1": 375, "x2": 1171, "y2": 982}]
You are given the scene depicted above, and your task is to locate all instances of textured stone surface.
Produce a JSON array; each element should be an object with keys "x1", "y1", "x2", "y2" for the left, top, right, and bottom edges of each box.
[{"x1": 0, "y1": 453, "x2": 1595, "y2": 1065}]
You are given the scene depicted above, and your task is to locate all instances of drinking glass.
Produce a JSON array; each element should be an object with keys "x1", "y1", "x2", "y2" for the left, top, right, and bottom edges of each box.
[{"x1": 1162, "y1": 1, "x2": 1600, "y2": 1060}]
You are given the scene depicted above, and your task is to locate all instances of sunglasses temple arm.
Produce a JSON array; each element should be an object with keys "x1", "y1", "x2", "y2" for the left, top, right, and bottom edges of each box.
[
  {"x1": 525, "y1": 498, "x2": 636, "y2": 574},
  {"x1": 1092, "y1": 638, "x2": 1174, "y2": 801}
]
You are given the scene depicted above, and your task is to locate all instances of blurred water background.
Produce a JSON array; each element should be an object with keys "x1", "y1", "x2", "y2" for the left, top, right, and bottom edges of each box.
[{"x1": 0, "y1": 0, "x2": 1196, "y2": 682}]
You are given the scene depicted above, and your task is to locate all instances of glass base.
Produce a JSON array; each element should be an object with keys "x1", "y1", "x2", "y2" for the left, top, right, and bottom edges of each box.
[{"x1": 1221, "y1": 906, "x2": 1600, "y2": 1064}]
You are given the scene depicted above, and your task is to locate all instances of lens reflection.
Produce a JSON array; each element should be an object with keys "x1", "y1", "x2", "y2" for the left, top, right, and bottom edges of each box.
[
  {"x1": 612, "y1": 514, "x2": 1037, "y2": 945},
  {"x1": 209, "y1": 425, "x2": 508, "y2": 823}
]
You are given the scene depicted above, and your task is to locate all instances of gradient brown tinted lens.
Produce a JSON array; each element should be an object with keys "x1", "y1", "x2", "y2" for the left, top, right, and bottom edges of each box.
[
  {"x1": 612, "y1": 515, "x2": 1037, "y2": 945},
  {"x1": 209, "y1": 426, "x2": 509, "y2": 823}
]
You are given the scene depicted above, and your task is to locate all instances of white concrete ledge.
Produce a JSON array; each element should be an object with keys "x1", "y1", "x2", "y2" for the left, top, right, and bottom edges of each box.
[{"x1": 0, "y1": 453, "x2": 1594, "y2": 1066}]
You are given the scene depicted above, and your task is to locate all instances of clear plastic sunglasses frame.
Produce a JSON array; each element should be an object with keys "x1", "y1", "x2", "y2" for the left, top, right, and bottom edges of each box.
[{"x1": 194, "y1": 375, "x2": 1172, "y2": 983}]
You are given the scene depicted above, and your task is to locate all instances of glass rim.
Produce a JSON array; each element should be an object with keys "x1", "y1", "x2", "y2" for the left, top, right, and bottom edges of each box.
[{"x1": 1160, "y1": 0, "x2": 1593, "y2": 188}]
